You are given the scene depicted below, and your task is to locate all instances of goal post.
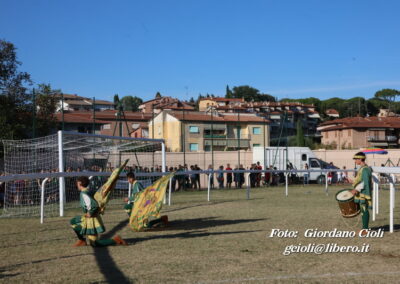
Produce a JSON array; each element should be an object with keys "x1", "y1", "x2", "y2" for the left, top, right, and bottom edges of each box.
[{"x1": 1, "y1": 131, "x2": 166, "y2": 218}]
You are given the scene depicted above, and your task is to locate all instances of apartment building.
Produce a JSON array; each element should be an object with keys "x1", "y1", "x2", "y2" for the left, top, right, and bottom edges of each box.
[
  {"x1": 318, "y1": 116, "x2": 400, "y2": 149},
  {"x1": 149, "y1": 110, "x2": 269, "y2": 152}
]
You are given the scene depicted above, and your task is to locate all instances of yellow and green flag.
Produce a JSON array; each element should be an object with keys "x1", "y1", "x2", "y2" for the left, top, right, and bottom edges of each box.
[
  {"x1": 129, "y1": 172, "x2": 174, "y2": 231},
  {"x1": 95, "y1": 159, "x2": 129, "y2": 214}
]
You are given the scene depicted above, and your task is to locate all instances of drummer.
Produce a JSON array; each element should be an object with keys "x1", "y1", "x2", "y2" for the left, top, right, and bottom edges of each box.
[{"x1": 349, "y1": 152, "x2": 372, "y2": 236}]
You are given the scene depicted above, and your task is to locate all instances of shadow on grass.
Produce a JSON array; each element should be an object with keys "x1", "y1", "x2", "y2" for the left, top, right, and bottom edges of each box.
[
  {"x1": 161, "y1": 217, "x2": 266, "y2": 231},
  {"x1": 0, "y1": 253, "x2": 93, "y2": 271},
  {"x1": 93, "y1": 219, "x2": 131, "y2": 284},
  {"x1": 126, "y1": 229, "x2": 262, "y2": 244},
  {"x1": 371, "y1": 224, "x2": 400, "y2": 232},
  {"x1": 0, "y1": 268, "x2": 20, "y2": 279},
  {"x1": 163, "y1": 198, "x2": 265, "y2": 214},
  {"x1": 124, "y1": 217, "x2": 265, "y2": 244},
  {"x1": 163, "y1": 200, "x2": 235, "y2": 213}
]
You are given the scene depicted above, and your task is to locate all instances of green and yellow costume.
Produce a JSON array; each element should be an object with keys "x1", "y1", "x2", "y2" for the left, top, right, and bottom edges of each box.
[
  {"x1": 352, "y1": 165, "x2": 372, "y2": 229},
  {"x1": 70, "y1": 188, "x2": 116, "y2": 247},
  {"x1": 124, "y1": 180, "x2": 144, "y2": 216}
]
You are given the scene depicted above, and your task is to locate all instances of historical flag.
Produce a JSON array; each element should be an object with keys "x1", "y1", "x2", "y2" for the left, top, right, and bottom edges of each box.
[
  {"x1": 129, "y1": 172, "x2": 174, "y2": 231},
  {"x1": 95, "y1": 159, "x2": 129, "y2": 214}
]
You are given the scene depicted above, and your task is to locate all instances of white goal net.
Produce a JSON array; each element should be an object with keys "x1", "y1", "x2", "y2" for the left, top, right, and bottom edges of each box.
[{"x1": 1, "y1": 131, "x2": 165, "y2": 217}]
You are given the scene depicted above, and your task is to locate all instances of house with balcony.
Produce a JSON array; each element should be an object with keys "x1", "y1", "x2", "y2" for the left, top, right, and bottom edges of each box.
[
  {"x1": 55, "y1": 94, "x2": 114, "y2": 112},
  {"x1": 198, "y1": 97, "x2": 245, "y2": 111},
  {"x1": 198, "y1": 97, "x2": 320, "y2": 141},
  {"x1": 148, "y1": 110, "x2": 269, "y2": 152},
  {"x1": 317, "y1": 116, "x2": 400, "y2": 149},
  {"x1": 139, "y1": 95, "x2": 194, "y2": 114},
  {"x1": 55, "y1": 110, "x2": 152, "y2": 137}
]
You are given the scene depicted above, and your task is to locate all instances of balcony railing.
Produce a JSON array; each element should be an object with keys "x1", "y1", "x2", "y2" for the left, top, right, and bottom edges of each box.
[
  {"x1": 367, "y1": 136, "x2": 398, "y2": 142},
  {"x1": 203, "y1": 134, "x2": 226, "y2": 139}
]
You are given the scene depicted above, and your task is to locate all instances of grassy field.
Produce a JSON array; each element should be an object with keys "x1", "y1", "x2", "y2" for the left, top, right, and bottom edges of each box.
[{"x1": 1, "y1": 185, "x2": 400, "y2": 283}]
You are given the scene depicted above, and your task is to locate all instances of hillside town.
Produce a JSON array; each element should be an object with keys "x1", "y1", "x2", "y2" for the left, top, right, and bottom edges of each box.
[{"x1": 48, "y1": 92, "x2": 400, "y2": 152}]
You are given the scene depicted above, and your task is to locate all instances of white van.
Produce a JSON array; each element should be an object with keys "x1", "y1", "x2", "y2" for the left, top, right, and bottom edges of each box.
[{"x1": 253, "y1": 147, "x2": 331, "y2": 183}]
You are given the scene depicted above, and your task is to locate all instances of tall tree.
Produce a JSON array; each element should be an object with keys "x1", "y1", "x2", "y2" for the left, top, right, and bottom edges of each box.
[
  {"x1": 231, "y1": 85, "x2": 275, "y2": 102},
  {"x1": 0, "y1": 40, "x2": 32, "y2": 139},
  {"x1": 120, "y1": 95, "x2": 143, "y2": 111},
  {"x1": 374, "y1": 89, "x2": 400, "y2": 111},
  {"x1": 35, "y1": 83, "x2": 60, "y2": 136},
  {"x1": 295, "y1": 120, "x2": 305, "y2": 146},
  {"x1": 113, "y1": 94, "x2": 120, "y2": 110},
  {"x1": 225, "y1": 85, "x2": 233, "y2": 98}
]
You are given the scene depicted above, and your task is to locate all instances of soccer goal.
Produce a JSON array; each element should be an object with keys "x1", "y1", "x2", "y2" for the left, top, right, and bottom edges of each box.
[{"x1": 1, "y1": 131, "x2": 166, "y2": 218}]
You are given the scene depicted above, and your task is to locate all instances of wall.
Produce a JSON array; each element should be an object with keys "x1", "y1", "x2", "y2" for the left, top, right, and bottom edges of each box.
[{"x1": 313, "y1": 149, "x2": 398, "y2": 170}]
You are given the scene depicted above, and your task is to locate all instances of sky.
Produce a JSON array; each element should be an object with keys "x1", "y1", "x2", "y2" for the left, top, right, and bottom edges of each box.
[{"x1": 1, "y1": 0, "x2": 400, "y2": 102}]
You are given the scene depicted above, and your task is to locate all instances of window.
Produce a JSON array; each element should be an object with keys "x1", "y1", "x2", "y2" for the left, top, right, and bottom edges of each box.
[
  {"x1": 189, "y1": 126, "x2": 199, "y2": 133},
  {"x1": 189, "y1": 143, "x2": 198, "y2": 151},
  {"x1": 103, "y1": 124, "x2": 111, "y2": 130},
  {"x1": 310, "y1": 160, "x2": 320, "y2": 168},
  {"x1": 253, "y1": 144, "x2": 260, "y2": 147},
  {"x1": 301, "y1": 154, "x2": 307, "y2": 161},
  {"x1": 253, "y1": 127, "x2": 261, "y2": 135}
]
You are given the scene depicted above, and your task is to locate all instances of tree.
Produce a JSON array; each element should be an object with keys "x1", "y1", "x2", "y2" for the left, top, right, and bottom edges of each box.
[
  {"x1": 231, "y1": 85, "x2": 275, "y2": 102},
  {"x1": 0, "y1": 39, "x2": 32, "y2": 139},
  {"x1": 113, "y1": 94, "x2": 120, "y2": 110},
  {"x1": 225, "y1": 85, "x2": 233, "y2": 98},
  {"x1": 295, "y1": 120, "x2": 305, "y2": 146},
  {"x1": 374, "y1": 89, "x2": 400, "y2": 111},
  {"x1": 120, "y1": 95, "x2": 143, "y2": 112},
  {"x1": 35, "y1": 84, "x2": 60, "y2": 136}
]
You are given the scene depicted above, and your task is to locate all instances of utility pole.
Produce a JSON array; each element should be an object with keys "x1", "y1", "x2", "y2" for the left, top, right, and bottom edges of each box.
[
  {"x1": 237, "y1": 110, "x2": 240, "y2": 167},
  {"x1": 61, "y1": 93, "x2": 65, "y2": 131},
  {"x1": 32, "y1": 88, "x2": 36, "y2": 139},
  {"x1": 211, "y1": 108, "x2": 214, "y2": 169}
]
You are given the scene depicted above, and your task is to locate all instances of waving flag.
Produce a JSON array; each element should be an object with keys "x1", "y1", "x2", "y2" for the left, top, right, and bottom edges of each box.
[
  {"x1": 95, "y1": 159, "x2": 129, "y2": 214},
  {"x1": 129, "y1": 172, "x2": 174, "y2": 231}
]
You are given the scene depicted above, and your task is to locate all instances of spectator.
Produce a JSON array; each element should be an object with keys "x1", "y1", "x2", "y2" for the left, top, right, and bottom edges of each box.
[
  {"x1": 234, "y1": 165, "x2": 239, "y2": 188},
  {"x1": 256, "y1": 161, "x2": 262, "y2": 187},
  {"x1": 239, "y1": 164, "x2": 245, "y2": 188},
  {"x1": 217, "y1": 165, "x2": 224, "y2": 189},
  {"x1": 226, "y1": 164, "x2": 232, "y2": 189},
  {"x1": 195, "y1": 164, "x2": 201, "y2": 189},
  {"x1": 303, "y1": 163, "x2": 309, "y2": 185},
  {"x1": 190, "y1": 165, "x2": 197, "y2": 189},
  {"x1": 207, "y1": 165, "x2": 214, "y2": 189}
]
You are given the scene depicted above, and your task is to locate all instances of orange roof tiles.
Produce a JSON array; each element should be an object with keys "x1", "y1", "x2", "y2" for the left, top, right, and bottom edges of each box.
[
  {"x1": 168, "y1": 111, "x2": 269, "y2": 123},
  {"x1": 319, "y1": 116, "x2": 400, "y2": 130}
]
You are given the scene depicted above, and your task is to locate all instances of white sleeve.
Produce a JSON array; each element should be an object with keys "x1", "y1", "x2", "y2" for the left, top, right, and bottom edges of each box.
[
  {"x1": 355, "y1": 181, "x2": 364, "y2": 192},
  {"x1": 82, "y1": 194, "x2": 91, "y2": 211}
]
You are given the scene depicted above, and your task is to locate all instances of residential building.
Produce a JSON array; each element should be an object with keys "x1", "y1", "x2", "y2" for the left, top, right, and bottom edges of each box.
[
  {"x1": 198, "y1": 97, "x2": 245, "y2": 111},
  {"x1": 318, "y1": 116, "x2": 400, "y2": 149},
  {"x1": 149, "y1": 110, "x2": 269, "y2": 152},
  {"x1": 198, "y1": 97, "x2": 320, "y2": 140},
  {"x1": 325, "y1": 109, "x2": 340, "y2": 118},
  {"x1": 55, "y1": 94, "x2": 114, "y2": 112},
  {"x1": 139, "y1": 95, "x2": 194, "y2": 113},
  {"x1": 54, "y1": 111, "x2": 107, "y2": 134},
  {"x1": 55, "y1": 110, "x2": 152, "y2": 137}
]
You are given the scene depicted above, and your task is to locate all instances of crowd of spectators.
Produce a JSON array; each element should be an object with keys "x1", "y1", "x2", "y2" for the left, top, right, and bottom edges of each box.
[{"x1": 0, "y1": 160, "x2": 355, "y2": 207}]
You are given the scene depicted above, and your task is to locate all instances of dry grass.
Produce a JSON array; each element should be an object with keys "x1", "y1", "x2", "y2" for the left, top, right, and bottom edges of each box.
[{"x1": 1, "y1": 185, "x2": 400, "y2": 283}]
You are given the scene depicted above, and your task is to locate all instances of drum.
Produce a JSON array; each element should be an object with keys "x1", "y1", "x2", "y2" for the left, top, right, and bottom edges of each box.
[{"x1": 335, "y1": 189, "x2": 360, "y2": 218}]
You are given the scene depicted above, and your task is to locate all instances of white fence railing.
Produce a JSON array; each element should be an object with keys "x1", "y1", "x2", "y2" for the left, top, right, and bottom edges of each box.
[{"x1": 1, "y1": 167, "x2": 399, "y2": 231}]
